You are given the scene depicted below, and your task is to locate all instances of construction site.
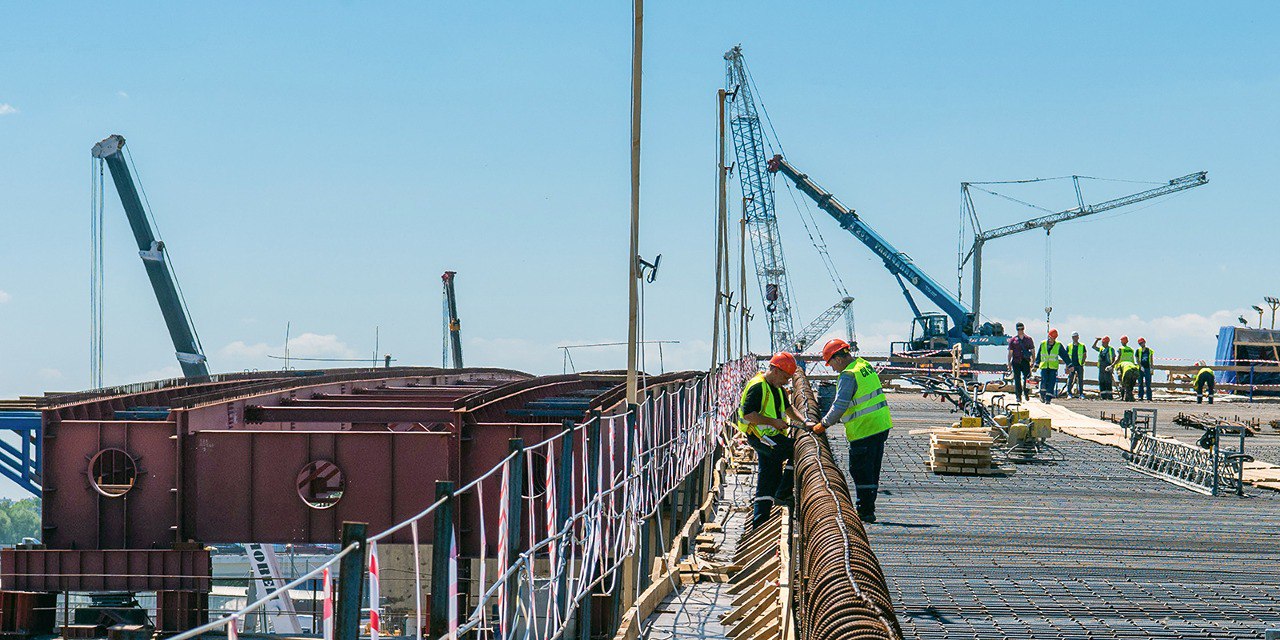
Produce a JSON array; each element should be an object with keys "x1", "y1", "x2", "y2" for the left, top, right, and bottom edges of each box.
[{"x1": 2, "y1": 4, "x2": 1279, "y2": 640}]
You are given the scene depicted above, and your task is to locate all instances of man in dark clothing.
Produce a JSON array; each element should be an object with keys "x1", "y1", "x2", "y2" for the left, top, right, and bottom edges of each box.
[
  {"x1": 1006, "y1": 322, "x2": 1035, "y2": 403},
  {"x1": 1065, "y1": 331, "x2": 1088, "y2": 399},
  {"x1": 1194, "y1": 361, "x2": 1215, "y2": 404},
  {"x1": 816, "y1": 338, "x2": 893, "y2": 523},
  {"x1": 737, "y1": 352, "x2": 807, "y2": 528},
  {"x1": 1092, "y1": 336, "x2": 1117, "y2": 400},
  {"x1": 1135, "y1": 337, "x2": 1155, "y2": 401}
]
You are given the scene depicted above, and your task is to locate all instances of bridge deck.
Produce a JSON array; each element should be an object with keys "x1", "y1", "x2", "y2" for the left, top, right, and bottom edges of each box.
[{"x1": 844, "y1": 394, "x2": 1280, "y2": 639}]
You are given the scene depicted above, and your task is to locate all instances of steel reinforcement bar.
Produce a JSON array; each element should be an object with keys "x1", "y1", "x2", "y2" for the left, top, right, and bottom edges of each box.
[{"x1": 790, "y1": 371, "x2": 903, "y2": 640}]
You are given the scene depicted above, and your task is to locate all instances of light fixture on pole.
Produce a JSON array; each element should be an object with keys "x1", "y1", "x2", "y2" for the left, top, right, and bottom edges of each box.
[
  {"x1": 1252, "y1": 305, "x2": 1265, "y2": 329},
  {"x1": 1266, "y1": 296, "x2": 1280, "y2": 330}
]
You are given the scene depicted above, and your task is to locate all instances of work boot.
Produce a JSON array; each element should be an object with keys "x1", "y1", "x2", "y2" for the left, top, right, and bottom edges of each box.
[{"x1": 859, "y1": 512, "x2": 877, "y2": 524}]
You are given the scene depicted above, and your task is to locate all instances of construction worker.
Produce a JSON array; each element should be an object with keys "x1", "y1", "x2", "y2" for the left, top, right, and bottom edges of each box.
[
  {"x1": 1194, "y1": 360, "x2": 1215, "y2": 404},
  {"x1": 1135, "y1": 337, "x2": 1155, "y2": 401},
  {"x1": 1034, "y1": 329, "x2": 1069, "y2": 403},
  {"x1": 737, "y1": 352, "x2": 806, "y2": 528},
  {"x1": 1116, "y1": 360, "x2": 1141, "y2": 402},
  {"x1": 1065, "y1": 331, "x2": 1088, "y2": 399},
  {"x1": 816, "y1": 338, "x2": 893, "y2": 524},
  {"x1": 1116, "y1": 335, "x2": 1136, "y2": 365},
  {"x1": 1092, "y1": 336, "x2": 1117, "y2": 400},
  {"x1": 1006, "y1": 322, "x2": 1035, "y2": 403}
]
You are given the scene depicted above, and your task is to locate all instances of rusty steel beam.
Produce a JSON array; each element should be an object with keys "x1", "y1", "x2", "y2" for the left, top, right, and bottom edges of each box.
[{"x1": 244, "y1": 405, "x2": 456, "y2": 423}]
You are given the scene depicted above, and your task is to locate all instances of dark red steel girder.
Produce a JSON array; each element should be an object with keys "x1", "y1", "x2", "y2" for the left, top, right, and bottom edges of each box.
[{"x1": 244, "y1": 405, "x2": 456, "y2": 423}]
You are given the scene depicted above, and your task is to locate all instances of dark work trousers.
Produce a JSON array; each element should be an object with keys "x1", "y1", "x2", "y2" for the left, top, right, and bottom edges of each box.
[
  {"x1": 847, "y1": 428, "x2": 890, "y2": 518},
  {"x1": 1065, "y1": 365, "x2": 1084, "y2": 398},
  {"x1": 1196, "y1": 377, "x2": 1215, "y2": 404},
  {"x1": 1098, "y1": 367, "x2": 1113, "y2": 400},
  {"x1": 1138, "y1": 369, "x2": 1153, "y2": 401},
  {"x1": 1121, "y1": 370, "x2": 1139, "y2": 402},
  {"x1": 746, "y1": 432, "x2": 794, "y2": 527},
  {"x1": 1011, "y1": 361, "x2": 1032, "y2": 402},
  {"x1": 1039, "y1": 367, "x2": 1059, "y2": 403}
]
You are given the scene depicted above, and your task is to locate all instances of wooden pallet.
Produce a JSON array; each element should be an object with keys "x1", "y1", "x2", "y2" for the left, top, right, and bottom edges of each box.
[{"x1": 929, "y1": 433, "x2": 1007, "y2": 476}]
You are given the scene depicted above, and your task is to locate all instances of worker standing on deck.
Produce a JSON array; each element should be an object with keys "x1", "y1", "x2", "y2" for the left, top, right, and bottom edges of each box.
[
  {"x1": 1116, "y1": 360, "x2": 1141, "y2": 402},
  {"x1": 1065, "y1": 331, "x2": 1088, "y2": 399},
  {"x1": 1035, "y1": 329, "x2": 1069, "y2": 403},
  {"x1": 1007, "y1": 322, "x2": 1035, "y2": 403},
  {"x1": 1116, "y1": 335, "x2": 1136, "y2": 365},
  {"x1": 1092, "y1": 336, "x2": 1117, "y2": 400},
  {"x1": 1194, "y1": 360, "x2": 1215, "y2": 404},
  {"x1": 1136, "y1": 337, "x2": 1155, "y2": 401},
  {"x1": 737, "y1": 352, "x2": 805, "y2": 528},
  {"x1": 817, "y1": 338, "x2": 893, "y2": 524}
]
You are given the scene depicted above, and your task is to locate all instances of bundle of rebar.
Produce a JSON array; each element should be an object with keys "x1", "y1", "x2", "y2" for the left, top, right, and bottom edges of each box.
[{"x1": 791, "y1": 372, "x2": 903, "y2": 640}]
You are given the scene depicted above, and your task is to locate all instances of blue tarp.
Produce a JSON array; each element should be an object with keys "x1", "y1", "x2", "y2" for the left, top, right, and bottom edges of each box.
[
  {"x1": 1214, "y1": 325, "x2": 1280, "y2": 393},
  {"x1": 1215, "y1": 326, "x2": 1237, "y2": 384}
]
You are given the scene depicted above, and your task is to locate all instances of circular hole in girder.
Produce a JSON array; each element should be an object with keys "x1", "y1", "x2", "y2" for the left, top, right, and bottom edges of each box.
[
  {"x1": 89, "y1": 448, "x2": 138, "y2": 497},
  {"x1": 297, "y1": 460, "x2": 345, "y2": 510}
]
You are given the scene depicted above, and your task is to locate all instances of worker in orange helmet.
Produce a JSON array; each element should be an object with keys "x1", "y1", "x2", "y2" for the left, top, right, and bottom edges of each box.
[
  {"x1": 736, "y1": 352, "x2": 806, "y2": 528},
  {"x1": 1135, "y1": 337, "x2": 1155, "y2": 401},
  {"x1": 816, "y1": 338, "x2": 893, "y2": 523},
  {"x1": 1034, "y1": 328, "x2": 1069, "y2": 403},
  {"x1": 1091, "y1": 335, "x2": 1117, "y2": 399}
]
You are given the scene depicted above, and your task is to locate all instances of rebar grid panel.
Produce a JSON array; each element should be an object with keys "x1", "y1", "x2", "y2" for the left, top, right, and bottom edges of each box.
[{"x1": 838, "y1": 395, "x2": 1280, "y2": 640}]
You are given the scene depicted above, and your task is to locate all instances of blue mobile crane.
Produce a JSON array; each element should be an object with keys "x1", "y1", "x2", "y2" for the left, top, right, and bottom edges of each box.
[
  {"x1": 91, "y1": 134, "x2": 210, "y2": 377},
  {"x1": 767, "y1": 154, "x2": 1006, "y2": 350}
]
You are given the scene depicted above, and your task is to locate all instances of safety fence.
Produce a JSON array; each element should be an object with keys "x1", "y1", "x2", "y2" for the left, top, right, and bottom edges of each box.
[
  {"x1": 169, "y1": 358, "x2": 757, "y2": 640},
  {"x1": 789, "y1": 372, "x2": 902, "y2": 640}
]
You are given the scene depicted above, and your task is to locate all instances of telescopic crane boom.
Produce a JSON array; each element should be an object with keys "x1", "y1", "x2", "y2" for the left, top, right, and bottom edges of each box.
[
  {"x1": 91, "y1": 134, "x2": 209, "y2": 378},
  {"x1": 767, "y1": 154, "x2": 1004, "y2": 348},
  {"x1": 442, "y1": 271, "x2": 463, "y2": 368}
]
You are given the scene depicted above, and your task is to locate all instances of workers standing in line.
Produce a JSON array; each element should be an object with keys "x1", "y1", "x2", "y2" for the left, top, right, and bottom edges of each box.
[
  {"x1": 1116, "y1": 335, "x2": 1136, "y2": 365},
  {"x1": 737, "y1": 352, "x2": 805, "y2": 528},
  {"x1": 1065, "y1": 331, "x2": 1088, "y2": 399},
  {"x1": 1006, "y1": 322, "x2": 1035, "y2": 403},
  {"x1": 816, "y1": 338, "x2": 893, "y2": 524},
  {"x1": 1135, "y1": 337, "x2": 1155, "y2": 401},
  {"x1": 1194, "y1": 360, "x2": 1215, "y2": 404},
  {"x1": 1034, "y1": 329, "x2": 1069, "y2": 403},
  {"x1": 1116, "y1": 360, "x2": 1141, "y2": 402},
  {"x1": 1092, "y1": 336, "x2": 1117, "y2": 400}
]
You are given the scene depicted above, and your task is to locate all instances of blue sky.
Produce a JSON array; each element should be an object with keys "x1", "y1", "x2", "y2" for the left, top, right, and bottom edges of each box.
[{"x1": 1, "y1": 1, "x2": 1277, "y2": 405}]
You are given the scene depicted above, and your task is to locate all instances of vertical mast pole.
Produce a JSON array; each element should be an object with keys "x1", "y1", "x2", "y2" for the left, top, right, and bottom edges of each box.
[
  {"x1": 625, "y1": 0, "x2": 644, "y2": 404},
  {"x1": 711, "y1": 88, "x2": 726, "y2": 373}
]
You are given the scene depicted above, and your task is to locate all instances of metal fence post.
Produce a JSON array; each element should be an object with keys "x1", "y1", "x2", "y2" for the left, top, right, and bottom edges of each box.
[
  {"x1": 578, "y1": 414, "x2": 602, "y2": 640},
  {"x1": 1250, "y1": 364, "x2": 1256, "y2": 402},
  {"x1": 555, "y1": 419, "x2": 575, "y2": 617},
  {"x1": 504, "y1": 438, "x2": 526, "y2": 639},
  {"x1": 429, "y1": 481, "x2": 455, "y2": 639},
  {"x1": 335, "y1": 521, "x2": 368, "y2": 640},
  {"x1": 1211, "y1": 426, "x2": 1221, "y2": 497}
]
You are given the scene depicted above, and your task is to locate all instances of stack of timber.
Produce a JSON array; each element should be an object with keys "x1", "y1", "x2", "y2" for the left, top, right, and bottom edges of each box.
[{"x1": 930, "y1": 432, "x2": 1006, "y2": 476}]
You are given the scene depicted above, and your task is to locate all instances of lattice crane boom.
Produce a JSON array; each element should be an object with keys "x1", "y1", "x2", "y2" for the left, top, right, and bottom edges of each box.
[{"x1": 792, "y1": 297, "x2": 854, "y2": 353}]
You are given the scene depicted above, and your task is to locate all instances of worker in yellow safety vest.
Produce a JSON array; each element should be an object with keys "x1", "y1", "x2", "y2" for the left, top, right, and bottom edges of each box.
[
  {"x1": 1034, "y1": 329, "x2": 1069, "y2": 404},
  {"x1": 1135, "y1": 337, "x2": 1155, "y2": 401},
  {"x1": 1092, "y1": 336, "x2": 1117, "y2": 400},
  {"x1": 1116, "y1": 335, "x2": 1136, "y2": 364},
  {"x1": 1116, "y1": 360, "x2": 1141, "y2": 402},
  {"x1": 1193, "y1": 360, "x2": 1215, "y2": 404},
  {"x1": 737, "y1": 352, "x2": 807, "y2": 528},
  {"x1": 815, "y1": 338, "x2": 893, "y2": 523},
  {"x1": 1065, "y1": 331, "x2": 1088, "y2": 399}
]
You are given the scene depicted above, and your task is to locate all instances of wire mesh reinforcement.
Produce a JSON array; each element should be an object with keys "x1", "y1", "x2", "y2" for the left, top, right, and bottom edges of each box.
[{"x1": 790, "y1": 372, "x2": 903, "y2": 640}]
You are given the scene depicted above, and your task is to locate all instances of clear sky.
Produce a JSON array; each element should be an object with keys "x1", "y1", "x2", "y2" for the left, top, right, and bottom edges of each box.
[{"x1": 2, "y1": 1, "x2": 1277, "y2": 409}]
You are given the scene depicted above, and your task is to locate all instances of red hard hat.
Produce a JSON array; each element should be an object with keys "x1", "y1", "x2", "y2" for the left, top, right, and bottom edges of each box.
[
  {"x1": 1138, "y1": 337, "x2": 1146, "y2": 344},
  {"x1": 1120, "y1": 335, "x2": 1129, "y2": 341},
  {"x1": 1048, "y1": 328, "x2": 1059, "y2": 339},
  {"x1": 769, "y1": 352, "x2": 797, "y2": 376},
  {"x1": 1102, "y1": 336, "x2": 1111, "y2": 342},
  {"x1": 821, "y1": 338, "x2": 852, "y2": 363}
]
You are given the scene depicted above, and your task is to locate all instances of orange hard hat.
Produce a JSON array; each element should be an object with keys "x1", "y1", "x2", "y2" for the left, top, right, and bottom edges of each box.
[
  {"x1": 1102, "y1": 336, "x2": 1111, "y2": 342},
  {"x1": 1137, "y1": 337, "x2": 1146, "y2": 344},
  {"x1": 821, "y1": 338, "x2": 852, "y2": 363},
  {"x1": 1048, "y1": 328, "x2": 1059, "y2": 339},
  {"x1": 769, "y1": 352, "x2": 798, "y2": 376},
  {"x1": 1120, "y1": 335, "x2": 1129, "y2": 341}
]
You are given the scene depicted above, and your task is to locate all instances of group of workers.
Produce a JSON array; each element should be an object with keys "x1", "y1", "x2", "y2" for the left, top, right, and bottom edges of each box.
[
  {"x1": 1007, "y1": 322, "x2": 1216, "y2": 404},
  {"x1": 736, "y1": 338, "x2": 893, "y2": 528}
]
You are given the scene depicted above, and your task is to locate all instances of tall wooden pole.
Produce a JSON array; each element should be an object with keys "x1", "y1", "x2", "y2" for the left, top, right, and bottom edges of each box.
[
  {"x1": 711, "y1": 88, "x2": 726, "y2": 373},
  {"x1": 625, "y1": 0, "x2": 644, "y2": 404},
  {"x1": 740, "y1": 212, "x2": 748, "y2": 356}
]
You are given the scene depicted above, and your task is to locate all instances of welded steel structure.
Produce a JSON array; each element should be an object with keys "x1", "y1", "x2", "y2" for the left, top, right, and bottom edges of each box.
[{"x1": 1, "y1": 365, "x2": 703, "y2": 634}]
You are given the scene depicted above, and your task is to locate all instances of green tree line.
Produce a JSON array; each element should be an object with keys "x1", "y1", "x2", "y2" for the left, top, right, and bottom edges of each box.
[{"x1": 0, "y1": 498, "x2": 40, "y2": 545}]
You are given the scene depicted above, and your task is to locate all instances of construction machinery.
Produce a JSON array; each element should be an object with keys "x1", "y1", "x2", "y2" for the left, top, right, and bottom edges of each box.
[
  {"x1": 767, "y1": 155, "x2": 1005, "y2": 350},
  {"x1": 442, "y1": 270, "x2": 464, "y2": 368},
  {"x1": 91, "y1": 134, "x2": 210, "y2": 378},
  {"x1": 724, "y1": 47, "x2": 852, "y2": 353},
  {"x1": 960, "y1": 172, "x2": 1209, "y2": 323}
]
